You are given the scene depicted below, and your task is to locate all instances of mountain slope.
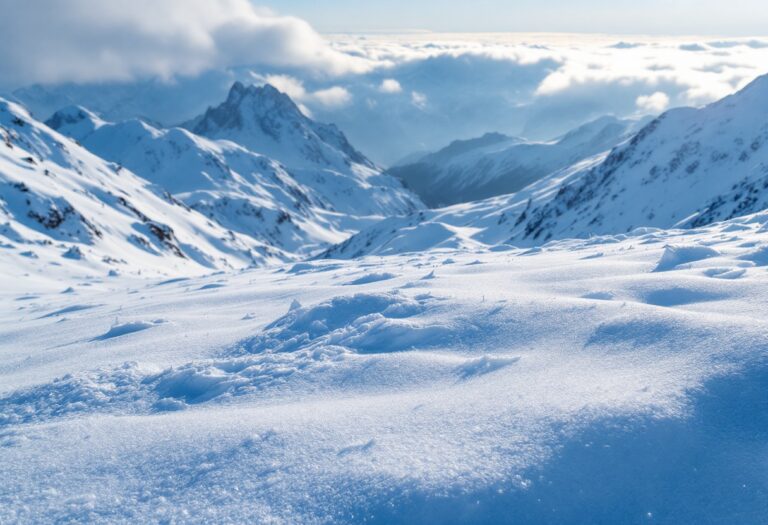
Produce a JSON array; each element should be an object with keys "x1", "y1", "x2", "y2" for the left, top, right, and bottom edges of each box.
[
  {"x1": 512, "y1": 75, "x2": 768, "y2": 243},
  {"x1": 46, "y1": 106, "x2": 373, "y2": 255},
  {"x1": 388, "y1": 116, "x2": 643, "y2": 208},
  {"x1": 325, "y1": 73, "x2": 768, "y2": 258},
  {"x1": 0, "y1": 98, "x2": 286, "y2": 277},
  {"x1": 183, "y1": 82, "x2": 422, "y2": 218}
]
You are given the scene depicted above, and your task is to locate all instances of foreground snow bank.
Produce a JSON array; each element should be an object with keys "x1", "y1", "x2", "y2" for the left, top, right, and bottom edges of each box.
[{"x1": 2, "y1": 212, "x2": 768, "y2": 523}]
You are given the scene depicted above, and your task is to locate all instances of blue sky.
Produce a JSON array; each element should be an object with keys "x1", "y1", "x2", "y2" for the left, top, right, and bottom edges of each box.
[{"x1": 267, "y1": 0, "x2": 767, "y2": 35}]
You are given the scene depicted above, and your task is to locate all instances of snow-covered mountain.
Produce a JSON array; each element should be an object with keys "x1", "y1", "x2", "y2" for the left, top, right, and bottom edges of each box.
[
  {"x1": 45, "y1": 85, "x2": 422, "y2": 258},
  {"x1": 325, "y1": 73, "x2": 768, "y2": 258},
  {"x1": 510, "y1": 74, "x2": 768, "y2": 243},
  {"x1": 47, "y1": 107, "x2": 360, "y2": 256},
  {"x1": 0, "y1": 98, "x2": 288, "y2": 277},
  {"x1": 182, "y1": 82, "x2": 421, "y2": 217},
  {"x1": 388, "y1": 116, "x2": 644, "y2": 208}
]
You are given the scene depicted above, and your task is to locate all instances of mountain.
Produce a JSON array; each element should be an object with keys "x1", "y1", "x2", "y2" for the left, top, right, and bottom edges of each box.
[
  {"x1": 182, "y1": 82, "x2": 421, "y2": 217},
  {"x1": 324, "y1": 73, "x2": 768, "y2": 258},
  {"x1": 388, "y1": 116, "x2": 644, "y2": 208},
  {"x1": 46, "y1": 85, "x2": 422, "y2": 256},
  {"x1": 0, "y1": 98, "x2": 288, "y2": 277},
  {"x1": 47, "y1": 107, "x2": 356, "y2": 256},
  {"x1": 514, "y1": 74, "x2": 768, "y2": 243}
]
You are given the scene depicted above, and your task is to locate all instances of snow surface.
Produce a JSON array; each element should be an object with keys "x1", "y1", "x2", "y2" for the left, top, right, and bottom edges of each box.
[
  {"x1": 6, "y1": 71, "x2": 768, "y2": 525},
  {"x1": 3, "y1": 208, "x2": 768, "y2": 523}
]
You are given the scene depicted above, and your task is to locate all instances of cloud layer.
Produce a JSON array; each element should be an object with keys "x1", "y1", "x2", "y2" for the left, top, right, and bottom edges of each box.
[
  {"x1": 4, "y1": 3, "x2": 768, "y2": 164},
  {"x1": 0, "y1": 0, "x2": 373, "y2": 87}
]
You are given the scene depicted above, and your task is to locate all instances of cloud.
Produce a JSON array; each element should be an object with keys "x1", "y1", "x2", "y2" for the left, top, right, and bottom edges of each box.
[
  {"x1": 0, "y1": 0, "x2": 374, "y2": 88},
  {"x1": 312, "y1": 86, "x2": 353, "y2": 108},
  {"x1": 9, "y1": 26, "x2": 768, "y2": 164},
  {"x1": 636, "y1": 92, "x2": 670, "y2": 113},
  {"x1": 680, "y1": 43, "x2": 708, "y2": 52},
  {"x1": 251, "y1": 73, "x2": 352, "y2": 110},
  {"x1": 379, "y1": 79, "x2": 403, "y2": 93},
  {"x1": 411, "y1": 91, "x2": 428, "y2": 109},
  {"x1": 609, "y1": 42, "x2": 646, "y2": 49}
]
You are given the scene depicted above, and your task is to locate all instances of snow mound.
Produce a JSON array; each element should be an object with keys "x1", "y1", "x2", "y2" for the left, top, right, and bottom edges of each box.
[
  {"x1": 344, "y1": 272, "x2": 397, "y2": 285},
  {"x1": 93, "y1": 319, "x2": 167, "y2": 341},
  {"x1": 0, "y1": 348, "x2": 351, "y2": 426},
  {"x1": 236, "y1": 292, "x2": 454, "y2": 355},
  {"x1": 739, "y1": 244, "x2": 768, "y2": 266},
  {"x1": 653, "y1": 245, "x2": 720, "y2": 272}
]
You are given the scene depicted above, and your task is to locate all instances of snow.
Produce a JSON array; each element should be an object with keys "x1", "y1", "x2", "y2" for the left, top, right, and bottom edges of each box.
[
  {"x1": 5, "y1": 71, "x2": 768, "y2": 524},
  {"x1": 3, "y1": 208, "x2": 768, "y2": 523},
  {"x1": 0, "y1": 98, "x2": 283, "y2": 275},
  {"x1": 45, "y1": 87, "x2": 423, "y2": 258},
  {"x1": 327, "y1": 75, "x2": 768, "y2": 259}
]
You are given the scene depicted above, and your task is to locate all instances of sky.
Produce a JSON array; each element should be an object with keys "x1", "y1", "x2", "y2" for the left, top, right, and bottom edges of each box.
[
  {"x1": 266, "y1": 0, "x2": 768, "y2": 35},
  {"x1": 2, "y1": 0, "x2": 768, "y2": 164}
]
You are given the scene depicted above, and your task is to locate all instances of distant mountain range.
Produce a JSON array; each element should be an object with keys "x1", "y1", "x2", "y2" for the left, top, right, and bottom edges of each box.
[
  {"x1": 388, "y1": 116, "x2": 646, "y2": 208},
  {"x1": 45, "y1": 83, "x2": 421, "y2": 258},
  {"x1": 5, "y1": 75, "x2": 768, "y2": 270}
]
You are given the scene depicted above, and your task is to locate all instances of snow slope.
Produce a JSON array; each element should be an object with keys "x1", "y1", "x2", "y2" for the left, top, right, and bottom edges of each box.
[
  {"x1": 0, "y1": 98, "x2": 285, "y2": 277},
  {"x1": 183, "y1": 82, "x2": 422, "y2": 218},
  {"x1": 513, "y1": 73, "x2": 768, "y2": 242},
  {"x1": 3, "y1": 209, "x2": 768, "y2": 523},
  {"x1": 322, "y1": 155, "x2": 602, "y2": 259},
  {"x1": 389, "y1": 116, "x2": 643, "y2": 208}
]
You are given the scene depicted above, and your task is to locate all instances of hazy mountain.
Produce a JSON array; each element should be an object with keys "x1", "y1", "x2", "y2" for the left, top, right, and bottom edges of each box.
[{"x1": 388, "y1": 116, "x2": 645, "y2": 208}]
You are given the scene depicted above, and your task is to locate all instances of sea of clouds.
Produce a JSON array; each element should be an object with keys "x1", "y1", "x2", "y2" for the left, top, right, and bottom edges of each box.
[{"x1": 3, "y1": 0, "x2": 767, "y2": 163}]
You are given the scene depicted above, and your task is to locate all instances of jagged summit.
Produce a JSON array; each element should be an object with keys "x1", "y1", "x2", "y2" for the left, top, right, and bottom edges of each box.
[
  {"x1": 184, "y1": 82, "x2": 374, "y2": 172},
  {"x1": 45, "y1": 95, "x2": 422, "y2": 257}
]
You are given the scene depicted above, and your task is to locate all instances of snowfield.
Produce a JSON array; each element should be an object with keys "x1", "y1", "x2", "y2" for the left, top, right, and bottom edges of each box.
[{"x1": 3, "y1": 209, "x2": 768, "y2": 523}]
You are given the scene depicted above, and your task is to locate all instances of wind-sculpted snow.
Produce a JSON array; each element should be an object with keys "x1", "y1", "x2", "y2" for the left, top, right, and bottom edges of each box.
[
  {"x1": 235, "y1": 292, "x2": 455, "y2": 355},
  {"x1": 653, "y1": 245, "x2": 721, "y2": 272},
  {"x1": 4, "y1": 210, "x2": 768, "y2": 523},
  {"x1": 0, "y1": 291, "x2": 498, "y2": 426}
]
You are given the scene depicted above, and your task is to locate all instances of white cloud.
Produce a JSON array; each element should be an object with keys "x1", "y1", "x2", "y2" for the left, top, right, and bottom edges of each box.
[
  {"x1": 331, "y1": 33, "x2": 767, "y2": 110},
  {"x1": 411, "y1": 91, "x2": 428, "y2": 109},
  {"x1": 251, "y1": 73, "x2": 352, "y2": 109},
  {"x1": 636, "y1": 92, "x2": 670, "y2": 113},
  {"x1": 312, "y1": 86, "x2": 353, "y2": 108},
  {"x1": 257, "y1": 74, "x2": 307, "y2": 101},
  {"x1": 379, "y1": 79, "x2": 403, "y2": 93},
  {"x1": 0, "y1": 0, "x2": 374, "y2": 87}
]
